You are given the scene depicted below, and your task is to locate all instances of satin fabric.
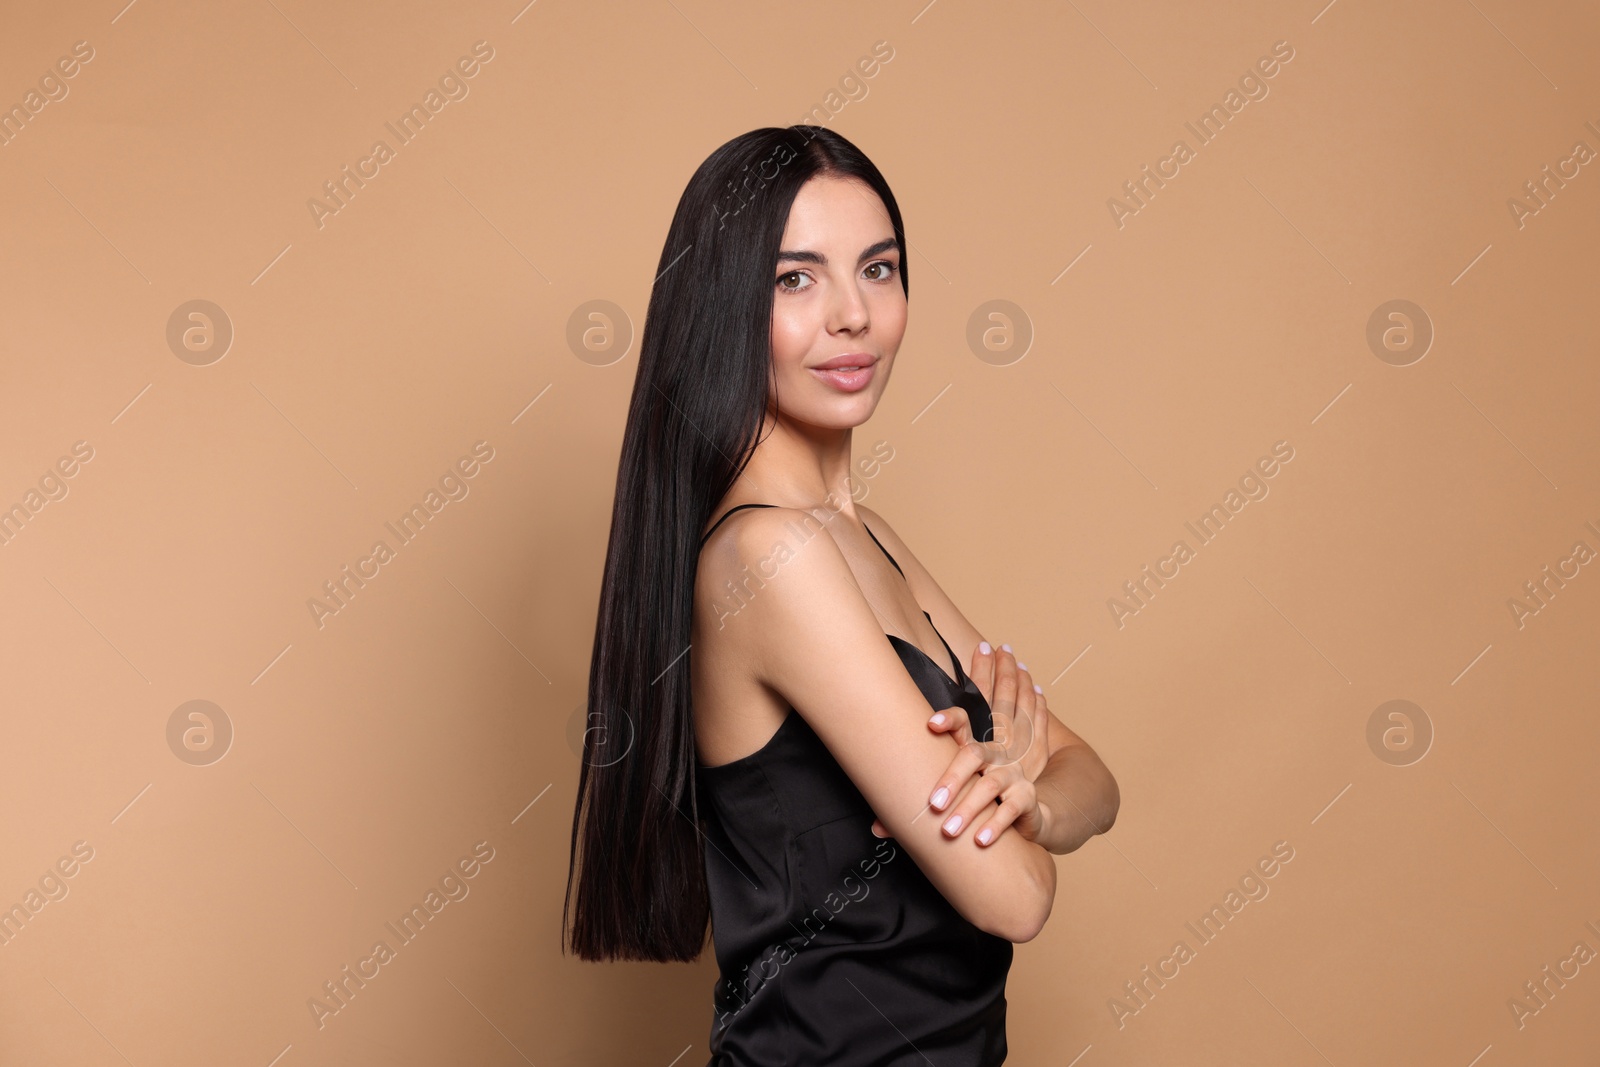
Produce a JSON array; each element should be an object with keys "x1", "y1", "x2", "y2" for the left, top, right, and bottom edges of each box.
[{"x1": 695, "y1": 505, "x2": 1013, "y2": 1065}]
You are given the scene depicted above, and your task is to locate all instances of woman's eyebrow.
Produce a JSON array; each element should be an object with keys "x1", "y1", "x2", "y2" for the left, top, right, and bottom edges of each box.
[{"x1": 776, "y1": 237, "x2": 899, "y2": 267}]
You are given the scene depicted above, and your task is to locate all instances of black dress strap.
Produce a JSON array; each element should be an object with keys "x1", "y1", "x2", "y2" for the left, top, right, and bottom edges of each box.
[
  {"x1": 699, "y1": 502, "x2": 778, "y2": 547},
  {"x1": 862, "y1": 522, "x2": 906, "y2": 578},
  {"x1": 702, "y1": 506, "x2": 908, "y2": 583}
]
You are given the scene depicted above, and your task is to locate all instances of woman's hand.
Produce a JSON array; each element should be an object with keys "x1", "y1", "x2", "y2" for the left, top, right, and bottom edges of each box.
[{"x1": 870, "y1": 642, "x2": 1055, "y2": 847}]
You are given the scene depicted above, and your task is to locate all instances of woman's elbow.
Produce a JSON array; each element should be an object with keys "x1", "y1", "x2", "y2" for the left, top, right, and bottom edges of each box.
[
  {"x1": 978, "y1": 850, "x2": 1056, "y2": 943},
  {"x1": 1102, "y1": 775, "x2": 1121, "y2": 833}
]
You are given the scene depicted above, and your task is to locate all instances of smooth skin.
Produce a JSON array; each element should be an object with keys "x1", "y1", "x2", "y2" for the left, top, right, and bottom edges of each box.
[
  {"x1": 692, "y1": 175, "x2": 1118, "y2": 940},
  {"x1": 859, "y1": 506, "x2": 1120, "y2": 857}
]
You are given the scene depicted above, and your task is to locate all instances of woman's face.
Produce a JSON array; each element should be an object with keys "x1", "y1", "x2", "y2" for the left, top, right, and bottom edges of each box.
[{"x1": 768, "y1": 175, "x2": 907, "y2": 428}]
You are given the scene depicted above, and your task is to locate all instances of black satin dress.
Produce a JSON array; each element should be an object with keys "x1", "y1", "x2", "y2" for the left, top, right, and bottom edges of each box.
[{"x1": 695, "y1": 504, "x2": 1014, "y2": 1066}]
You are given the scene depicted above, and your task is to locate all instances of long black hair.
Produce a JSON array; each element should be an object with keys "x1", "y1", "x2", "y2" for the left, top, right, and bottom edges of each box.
[{"x1": 562, "y1": 125, "x2": 911, "y2": 962}]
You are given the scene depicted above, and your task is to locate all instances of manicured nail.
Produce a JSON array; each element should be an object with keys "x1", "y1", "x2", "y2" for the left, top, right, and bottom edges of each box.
[
  {"x1": 1017, "y1": 661, "x2": 1028, "y2": 671},
  {"x1": 977, "y1": 827, "x2": 993, "y2": 845},
  {"x1": 1033, "y1": 684, "x2": 1043, "y2": 693},
  {"x1": 929, "y1": 712, "x2": 946, "y2": 726},
  {"x1": 943, "y1": 813, "x2": 963, "y2": 834},
  {"x1": 1000, "y1": 643, "x2": 1012, "y2": 653},
  {"x1": 978, "y1": 641, "x2": 991, "y2": 655},
  {"x1": 930, "y1": 786, "x2": 948, "y2": 808}
]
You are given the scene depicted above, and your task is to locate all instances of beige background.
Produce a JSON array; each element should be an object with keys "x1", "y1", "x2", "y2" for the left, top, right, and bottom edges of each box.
[{"x1": 2, "y1": 0, "x2": 1597, "y2": 1064}]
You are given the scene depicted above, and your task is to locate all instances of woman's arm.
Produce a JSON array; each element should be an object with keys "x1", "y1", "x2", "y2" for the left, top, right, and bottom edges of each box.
[
  {"x1": 717, "y1": 507, "x2": 1057, "y2": 943},
  {"x1": 857, "y1": 503, "x2": 1120, "y2": 849},
  {"x1": 855, "y1": 503, "x2": 1078, "y2": 755}
]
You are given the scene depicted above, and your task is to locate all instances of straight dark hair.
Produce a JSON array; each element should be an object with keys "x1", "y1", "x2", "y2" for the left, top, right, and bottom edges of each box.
[{"x1": 562, "y1": 125, "x2": 911, "y2": 962}]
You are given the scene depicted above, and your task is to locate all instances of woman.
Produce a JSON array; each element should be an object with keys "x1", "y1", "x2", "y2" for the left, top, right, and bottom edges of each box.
[{"x1": 564, "y1": 125, "x2": 1119, "y2": 1065}]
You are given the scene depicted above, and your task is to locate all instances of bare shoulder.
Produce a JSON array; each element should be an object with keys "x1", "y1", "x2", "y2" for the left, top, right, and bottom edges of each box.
[{"x1": 697, "y1": 504, "x2": 860, "y2": 632}]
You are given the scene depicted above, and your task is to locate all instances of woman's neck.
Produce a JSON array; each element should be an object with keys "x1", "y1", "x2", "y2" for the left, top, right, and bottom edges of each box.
[{"x1": 735, "y1": 408, "x2": 860, "y2": 520}]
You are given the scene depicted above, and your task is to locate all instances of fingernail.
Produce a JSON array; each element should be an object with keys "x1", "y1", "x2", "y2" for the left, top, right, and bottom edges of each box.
[
  {"x1": 930, "y1": 786, "x2": 948, "y2": 808},
  {"x1": 929, "y1": 712, "x2": 946, "y2": 726},
  {"x1": 1033, "y1": 684, "x2": 1042, "y2": 693},
  {"x1": 1017, "y1": 661, "x2": 1027, "y2": 671},
  {"x1": 978, "y1": 641, "x2": 991, "y2": 655},
  {"x1": 1000, "y1": 643, "x2": 1012, "y2": 653},
  {"x1": 977, "y1": 827, "x2": 993, "y2": 845},
  {"x1": 943, "y1": 813, "x2": 963, "y2": 834}
]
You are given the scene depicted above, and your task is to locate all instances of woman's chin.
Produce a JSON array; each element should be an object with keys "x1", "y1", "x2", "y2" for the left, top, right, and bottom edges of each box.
[{"x1": 794, "y1": 398, "x2": 880, "y2": 431}]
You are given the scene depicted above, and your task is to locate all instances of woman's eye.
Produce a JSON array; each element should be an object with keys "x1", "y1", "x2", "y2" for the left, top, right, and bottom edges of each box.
[
  {"x1": 864, "y1": 261, "x2": 898, "y2": 281},
  {"x1": 776, "y1": 271, "x2": 811, "y2": 293}
]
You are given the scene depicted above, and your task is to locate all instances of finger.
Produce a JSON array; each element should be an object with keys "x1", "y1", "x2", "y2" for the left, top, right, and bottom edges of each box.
[
  {"x1": 1014, "y1": 658, "x2": 1032, "y2": 692},
  {"x1": 988, "y1": 645, "x2": 1019, "y2": 744},
  {"x1": 983, "y1": 651, "x2": 1035, "y2": 765},
  {"x1": 1023, "y1": 684, "x2": 1050, "y2": 769},
  {"x1": 927, "y1": 739, "x2": 990, "y2": 812},
  {"x1": 870, "y1": 817, "x2": 890, "y2": 838},
  {"x1": 938, "y1": 766, "x2": 1012, "y2": 839},
  {"x1": 927, "y1": 704, "x2": 973, "y2": 746},
  {"x1": 1012, "y1": 669, "x2": 1040, "y2": 758},
  {"x1": 969, "y1": 639, "x2": 996, "y2": 705},
  {"x1": 1005, "y1": 671, "x2": 1039, "y2": 762},
  {"x1": 973, "y1": 779, "x2": 1037, "y2": 847}
]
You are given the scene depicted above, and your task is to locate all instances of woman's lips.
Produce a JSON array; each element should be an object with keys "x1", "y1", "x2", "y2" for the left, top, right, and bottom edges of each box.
[{"x1": 809, "y1": 362, "x2": 876, "y2": 392}]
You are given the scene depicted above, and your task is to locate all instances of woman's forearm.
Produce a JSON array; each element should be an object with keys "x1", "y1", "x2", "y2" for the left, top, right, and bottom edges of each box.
[{"x1": 1032, "y1": 743, "x2": 1120, "y2": 855}]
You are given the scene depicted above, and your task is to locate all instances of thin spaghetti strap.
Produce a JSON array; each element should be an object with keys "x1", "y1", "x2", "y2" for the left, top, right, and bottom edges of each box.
[
  {"x1": 861, "y1": 522, "x2": 906, "y2": 579},
  {"x1": 699, "y1": 502, "x2": 778, "y2": 547}
]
